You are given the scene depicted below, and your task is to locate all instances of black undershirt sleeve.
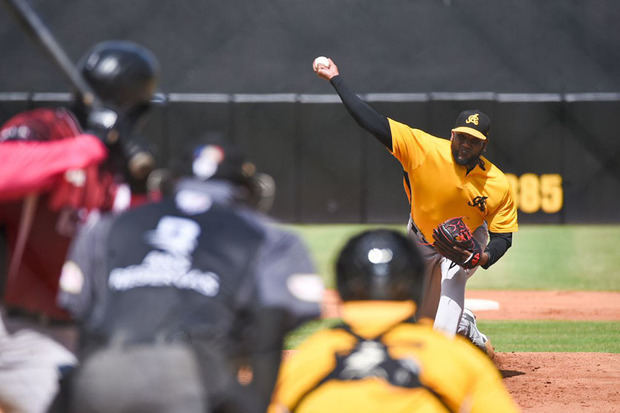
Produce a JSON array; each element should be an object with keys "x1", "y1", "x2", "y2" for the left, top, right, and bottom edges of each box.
[
  {"x1": 482, "y1": 232, "x2": 513, "y2": 269},
  {"x1": 330, "y1": 75, "x2": 392, "y2": 150}
]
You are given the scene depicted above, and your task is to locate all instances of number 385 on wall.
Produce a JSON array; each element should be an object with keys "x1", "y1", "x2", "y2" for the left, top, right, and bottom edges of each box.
[{"x1": 505, "y1": 173, "x2": 563, "y2": 214}]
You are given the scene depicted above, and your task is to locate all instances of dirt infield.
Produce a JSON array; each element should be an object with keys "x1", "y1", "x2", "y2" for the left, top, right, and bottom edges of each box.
[
  {"x1": 467, "y1": 290, "x2": 620, "y2": 321},
  {"x1": 469, "y1": 290, "x2": 620, "y2": 412},
  {"x1": 321, "y1": 289, "x2": 620, "y2": 412},
  {"x1": 494, "y1": 352, "x2": 620, "y2": 412}
]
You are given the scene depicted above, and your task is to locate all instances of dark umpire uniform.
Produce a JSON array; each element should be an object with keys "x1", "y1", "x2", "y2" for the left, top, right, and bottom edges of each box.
[{"x1": 58, "y1": 144, "x2": 323, "y2": 413}]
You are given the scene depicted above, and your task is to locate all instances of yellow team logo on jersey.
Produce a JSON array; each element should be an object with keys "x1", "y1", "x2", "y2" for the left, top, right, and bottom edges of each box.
[
  {"x1": 468, "y1": 195, "x2": 488, "y2": 212},
  {"x1": 466, "y1": 114, "x2": 480, "y2": 125}
]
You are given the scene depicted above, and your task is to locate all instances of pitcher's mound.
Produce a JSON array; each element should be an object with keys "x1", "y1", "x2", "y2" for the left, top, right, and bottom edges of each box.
[{"x1": 495, "y1": 352, "x2": 620, "y2": 412}]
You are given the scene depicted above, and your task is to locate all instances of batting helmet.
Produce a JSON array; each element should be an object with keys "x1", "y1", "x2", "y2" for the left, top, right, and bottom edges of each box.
[
  {"x1": 336, "y1": 229, "x2": 426, "y2": 303},
  {"x1": 78, "y1": 40, "x2": 159, "y2": 113}
]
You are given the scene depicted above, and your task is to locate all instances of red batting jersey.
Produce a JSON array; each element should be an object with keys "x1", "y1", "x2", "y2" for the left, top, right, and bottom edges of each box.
[{"x1": 0, "y1": 108, "x2": 117, "y2": 320}]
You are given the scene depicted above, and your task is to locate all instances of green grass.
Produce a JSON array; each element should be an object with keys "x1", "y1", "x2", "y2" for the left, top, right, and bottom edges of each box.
[
  {"x1": 478, "y1": 320, "x2": 620, "y2": 353},
  {"x1": 284, "y1": 224, "x2": 620, "y2": 291},
  {"x1": 469, "y1": 225, "x2": 620, "y2": 291},
  {"x1": 282, "y1": 224, "x2": 620, "y2": 353},
  {"x1": 285, "y1": 319, "x2": 620, "y2": 353}
]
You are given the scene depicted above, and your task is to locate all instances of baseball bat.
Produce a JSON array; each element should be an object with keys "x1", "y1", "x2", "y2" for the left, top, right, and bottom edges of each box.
[
  {"x1": 2, "y1": 0, "x2": 156, "y2": 177},
  {"x1": 1, "y1": 0, "x2": 100, "y2": 109}
]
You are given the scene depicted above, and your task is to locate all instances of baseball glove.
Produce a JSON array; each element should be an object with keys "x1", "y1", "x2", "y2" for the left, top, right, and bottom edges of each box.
[{"x1": 432, "y1": 217, "x2": 482, "y2": 269}]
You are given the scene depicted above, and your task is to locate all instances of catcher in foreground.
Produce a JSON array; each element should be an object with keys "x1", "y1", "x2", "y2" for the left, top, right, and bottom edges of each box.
[
  {"x1": 269, "y1": 230, "x2": 519, "y2": 413},
  {"x1": 314, "y1": 57, "x2": 518, "y2": 356}
]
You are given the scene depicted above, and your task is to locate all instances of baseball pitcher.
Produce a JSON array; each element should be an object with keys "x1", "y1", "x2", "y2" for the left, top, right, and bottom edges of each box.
[{"x1": 313, "y1": 57, "x2": 518, "y2": 355}]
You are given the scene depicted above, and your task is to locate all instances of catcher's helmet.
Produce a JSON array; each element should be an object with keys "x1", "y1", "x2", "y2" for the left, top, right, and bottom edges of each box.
[
  {"x1": 336, "y1": 229, "x2": 426, "y2": 302},
  {"x1": 78, "y1": 40, "x2": 159, "y2": 113}
]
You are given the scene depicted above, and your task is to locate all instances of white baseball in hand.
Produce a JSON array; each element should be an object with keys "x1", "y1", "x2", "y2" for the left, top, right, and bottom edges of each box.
[{"x1": 313, "y1": 56, "x2": 330, "y2": 70}]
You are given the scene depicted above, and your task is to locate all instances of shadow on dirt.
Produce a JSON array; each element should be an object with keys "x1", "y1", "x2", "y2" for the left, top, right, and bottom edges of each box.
[{"x1": 500, "y1": 369, "x2": 525, "y2": 378}]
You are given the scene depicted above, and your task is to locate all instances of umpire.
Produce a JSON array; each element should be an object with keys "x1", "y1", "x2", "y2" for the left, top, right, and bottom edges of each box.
[
  {"x1": 269, "y1": 230, "x2": 519, "y2": 413},
  {"x1": 57, "y1": 142, "x2": 323, "y2": 413}
]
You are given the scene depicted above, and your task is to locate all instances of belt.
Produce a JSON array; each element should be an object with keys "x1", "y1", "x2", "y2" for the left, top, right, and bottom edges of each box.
[{"x1": 4, "y1": 307, "x2": 74, "y2": 327}]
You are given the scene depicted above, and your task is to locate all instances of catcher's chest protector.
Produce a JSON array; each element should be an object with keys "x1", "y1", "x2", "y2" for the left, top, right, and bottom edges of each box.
[{"x1": 290, "y1": 322, "x2": 455, "y2": 413}]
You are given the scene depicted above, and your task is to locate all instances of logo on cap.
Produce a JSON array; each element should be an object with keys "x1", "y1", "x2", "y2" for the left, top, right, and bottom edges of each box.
[
  {"x1": 452, "y1": 110, "x2": 490, "y2": 141},
  {"x1": 466, "y1": 114, "x2": 480, "y2": 126}
]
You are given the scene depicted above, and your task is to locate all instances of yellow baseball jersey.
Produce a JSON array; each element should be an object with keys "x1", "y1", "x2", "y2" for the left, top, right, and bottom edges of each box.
[
  {"x1": 389, "y1": 118, "x2": 518, "y2": 240},
  {"x1": 269, "y1": 301, "x2": 519, "y2": 413}
]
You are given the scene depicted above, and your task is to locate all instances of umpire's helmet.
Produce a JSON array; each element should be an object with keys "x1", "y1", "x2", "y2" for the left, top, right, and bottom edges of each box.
[
  {"x1": 78, "y1": 40, "x2": 159, "y2": 113},
  {"x1": 167, "y1": 140, "x2": 275, "y2": 212},
  {"x1": 336, "y1": 230, "x2": 426, "y2": 303}
]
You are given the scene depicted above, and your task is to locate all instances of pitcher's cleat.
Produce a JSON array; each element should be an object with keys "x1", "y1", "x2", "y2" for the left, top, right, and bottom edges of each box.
[{"x1": 459, "y1": 308, "x2": 495, "y2": 359}]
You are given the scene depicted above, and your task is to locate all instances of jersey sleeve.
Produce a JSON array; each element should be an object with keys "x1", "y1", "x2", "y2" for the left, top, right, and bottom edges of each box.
[
  {"x1": 467, "y1": 355, "x2": 520, "y2": 412},
  {"x1": 387, "y1": 118, "x2": 431, "y2": 172},
  {"x1": 439, "y1": 336, "x2": 519, "y2": 413},
  {"x1": 251, "y1": 224, "x2": 323, "y2": 331},
  {"x1": 487, "y1": 184, "x2": 519, "y2": 233},
  {"x1": 0, "y1": 136, "x2": 108, "y2": 201}
]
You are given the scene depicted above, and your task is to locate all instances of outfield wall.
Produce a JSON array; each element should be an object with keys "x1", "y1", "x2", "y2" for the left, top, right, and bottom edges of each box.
[
  {"x1": 1, "y1": 93, "x2": 618, "y2": 224},
  {"x1": 1, "y1": 0, "x2": 619, "y2": 94},
  {"x1": 2, "y1": 1, "x2": 618, "y2": 223}
]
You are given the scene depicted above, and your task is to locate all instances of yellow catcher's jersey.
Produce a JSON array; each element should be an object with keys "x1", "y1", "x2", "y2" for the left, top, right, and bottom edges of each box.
[
  {"x1": 388, "y1": 118, "x2": 518, "y2": 240},
  {"x1": 269, "y1": 301, "x2": 519, "y2": 413}
]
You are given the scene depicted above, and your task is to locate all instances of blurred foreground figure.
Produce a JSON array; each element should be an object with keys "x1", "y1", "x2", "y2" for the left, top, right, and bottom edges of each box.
[
  {"x1": 269, "y1": 229, "x2": 519, "y2": 413},
  {"x1": 58, "y1": 142, "x2": 323, "y2": 413},
  {"x1": 0, "y1": 40, "x2": 159, "y2": 413}
]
